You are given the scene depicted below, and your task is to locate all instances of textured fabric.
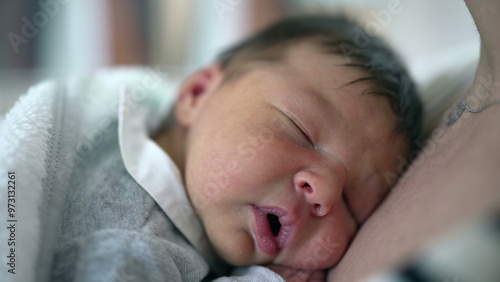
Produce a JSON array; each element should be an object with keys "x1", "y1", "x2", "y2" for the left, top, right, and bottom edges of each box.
[
  {"x1": 52, "y1": 141, "x2": 210, "y2": 282},
  {"x1": 117, "y1": 86, "x2": 226, "y2": 274},
  {"x1": 215, "y1": 266, "x2": 285, "y2": 282},
  {"x1": 0, "y1": 81, "x2": 58, "y2": 282}
]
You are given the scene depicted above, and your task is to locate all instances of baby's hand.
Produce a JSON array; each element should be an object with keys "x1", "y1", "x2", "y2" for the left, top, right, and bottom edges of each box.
[{"x1": 267, "y1": 265, "x2": 326, "y2": 282}]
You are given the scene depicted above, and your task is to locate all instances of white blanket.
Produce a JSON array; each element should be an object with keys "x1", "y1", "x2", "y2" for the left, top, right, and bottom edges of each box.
[{"x1": 0, "y1": 81, "x2": 58, "y2": 282}]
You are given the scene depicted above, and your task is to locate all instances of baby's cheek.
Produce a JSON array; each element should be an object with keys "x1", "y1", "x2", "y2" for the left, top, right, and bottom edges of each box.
[
  {"x1": 284, "y1": 219, "x2": 351, "y2": 270},
  {"x1": 296, "y1": 233, "x2": 347, "y2": 270},
  {"x1": 208, "y1": 225, "x2": 256, "y2": 266},
  {"x1": 349, "y1": 176, "x2": 391, "y2": 224}
]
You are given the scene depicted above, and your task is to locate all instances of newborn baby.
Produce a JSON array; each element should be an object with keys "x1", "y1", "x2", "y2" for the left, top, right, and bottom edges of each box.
[{"x1": 153, "y1": 15, "x2": 423, "y2": 279}]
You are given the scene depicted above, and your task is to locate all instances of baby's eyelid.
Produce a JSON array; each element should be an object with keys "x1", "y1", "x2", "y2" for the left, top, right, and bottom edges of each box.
[
  {"x1": 287, "y1": 114, "x2": 314, "y2": 147},
  {"x1": 272, "y1": 105, "x2": 315, "y2": 147}
]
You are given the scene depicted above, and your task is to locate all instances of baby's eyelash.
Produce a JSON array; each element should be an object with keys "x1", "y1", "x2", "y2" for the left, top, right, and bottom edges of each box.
[
  {"x1": 287, "y1": 114, "x2": 314, "y2": 146},
  {"x1": 272, "y1": 105, "x2": 314, "y2": 147}
]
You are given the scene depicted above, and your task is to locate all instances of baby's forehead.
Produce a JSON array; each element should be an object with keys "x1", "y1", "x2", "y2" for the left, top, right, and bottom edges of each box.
[
  {"x1": 237, "y1": 60, "x2": 399, "y2": 135},
  {"x1": 273, "y1": 41, "x2": 372, "y2": 88},
  {"x1": 223, "y1": 38, "x2": 374, "y2": 94},
  {"x1": 224, "y1": 40, "x2": 401, "y2": 135}
]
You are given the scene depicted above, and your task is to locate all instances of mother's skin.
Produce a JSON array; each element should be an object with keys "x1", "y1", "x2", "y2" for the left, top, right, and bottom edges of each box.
[{"x1": 329, "y1": 1, "x2": 500, "y2": 281}]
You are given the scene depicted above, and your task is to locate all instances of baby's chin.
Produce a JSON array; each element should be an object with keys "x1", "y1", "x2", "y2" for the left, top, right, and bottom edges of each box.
[
  {"x1": 274, "y1": 249, "x2": 345, "y2": 271},
  {"x1": 211, "y1": 233, "x2": 261, "y2": 266},
  {"x1": 218, "y1": 240, "x2": 347, "y2": 271},
  {"x1": 274, "y1": 236, "x2": 349, "y2": 270}
]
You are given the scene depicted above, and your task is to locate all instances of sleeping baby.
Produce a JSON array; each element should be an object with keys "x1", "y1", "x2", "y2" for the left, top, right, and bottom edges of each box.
[
  {"x1": 0, "y1": 15, "x2": 422, "y2": 282},
  {"x1": 152, "y1": 15, "x2": 422, "y2": 281}
]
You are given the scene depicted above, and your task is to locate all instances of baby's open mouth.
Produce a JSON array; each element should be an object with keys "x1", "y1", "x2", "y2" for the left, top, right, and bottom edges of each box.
[
  {"x1": 267, "y1": 213, "x2": 281, "y2": 237},
  {"x1": 252, "y1": 205, "x2": 296, "y2": 255}
]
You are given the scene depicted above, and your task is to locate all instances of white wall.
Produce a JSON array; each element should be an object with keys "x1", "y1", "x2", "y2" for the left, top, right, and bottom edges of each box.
[{"x1": 38, "y1": 0, "x2": 111, "y2": 73}]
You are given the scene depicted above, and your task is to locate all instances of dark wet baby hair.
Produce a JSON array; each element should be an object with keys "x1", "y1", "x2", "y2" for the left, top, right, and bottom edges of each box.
[{"x1": 216, "y1": 15, "x2": 423, "y2": 155}]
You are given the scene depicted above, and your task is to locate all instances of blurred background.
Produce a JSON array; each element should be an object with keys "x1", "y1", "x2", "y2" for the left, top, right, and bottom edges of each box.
[{"x1": 0, "y1": 0, "x2": 480, "y2": 131}]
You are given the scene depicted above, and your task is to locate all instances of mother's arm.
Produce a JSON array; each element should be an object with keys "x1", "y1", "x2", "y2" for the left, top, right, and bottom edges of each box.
[
  {"x1": 466, "y1": 0, "x2": 500, "y2": 78},
  {"x1": 328, "y1": 1, "x2": 500, "y2": 281}
]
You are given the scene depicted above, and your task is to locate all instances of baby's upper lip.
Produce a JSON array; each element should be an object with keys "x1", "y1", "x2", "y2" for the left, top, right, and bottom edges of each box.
[{"x1": 252, "y1": 204, "x2": 298, "y2": 255}]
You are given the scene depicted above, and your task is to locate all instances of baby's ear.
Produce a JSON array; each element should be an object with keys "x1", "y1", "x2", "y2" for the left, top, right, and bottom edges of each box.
[{"x1": 175, "y1": 64, "x2": 224, "y2": 127}]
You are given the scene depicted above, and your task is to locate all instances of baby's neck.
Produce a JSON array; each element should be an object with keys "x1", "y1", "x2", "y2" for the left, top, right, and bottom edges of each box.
[{"x1": 152, "y1": 125, "x2": 187, "y2": 178}]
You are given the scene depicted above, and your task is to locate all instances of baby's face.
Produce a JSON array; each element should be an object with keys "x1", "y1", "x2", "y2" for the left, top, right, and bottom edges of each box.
[{"x1": 183, "y1": 42, "x2": 408, "y2": 270}]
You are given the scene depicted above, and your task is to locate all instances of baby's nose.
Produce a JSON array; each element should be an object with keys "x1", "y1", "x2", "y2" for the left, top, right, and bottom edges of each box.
[{"x1": 293, "y1": 169, "x2": 344, "y2": 217}]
